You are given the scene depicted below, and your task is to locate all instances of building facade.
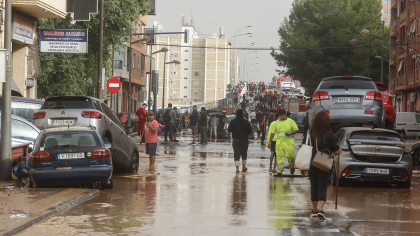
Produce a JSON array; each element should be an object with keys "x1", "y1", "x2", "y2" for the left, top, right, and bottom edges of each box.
[
  {"x1": 0, "y1": 0, "x2": 67, "y2": 98},
  {"x1": 151, "y1": 25, "x2": 239, "y2": 108},
  {"x1": 382, "y1": 0, "x2": 391, "y2": 26},
  {"x1": 388, "y1": 0, "x2": 420, "y2": 112}
]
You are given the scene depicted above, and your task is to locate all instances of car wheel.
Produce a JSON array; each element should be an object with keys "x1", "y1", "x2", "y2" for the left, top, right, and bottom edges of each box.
[
  {"x1": 413, "y1": 150, "x2": 420, "y2": 166},
  {"x1": 103, "y1": 176, "x2": 113, "y2": 190},
  {"x1": 252, "y1": 131, "x2": 258, "y2": 140},
  {"x1": 128, "y1": 152, "x2": 139, "y2": 174},
  {"x1": 398, "y1": 181, "x2": 411, "y2": 188}
]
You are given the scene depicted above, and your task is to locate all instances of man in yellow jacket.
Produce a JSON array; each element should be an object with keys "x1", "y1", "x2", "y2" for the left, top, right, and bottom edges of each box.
[{"x1": 268, "y1": 109, "x2": 299, "y2": 176}]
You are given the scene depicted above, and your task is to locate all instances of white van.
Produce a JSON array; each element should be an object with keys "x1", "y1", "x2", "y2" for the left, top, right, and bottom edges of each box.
[{"x1": 395, "y1": 112, "x2": 420, "y2": 139}]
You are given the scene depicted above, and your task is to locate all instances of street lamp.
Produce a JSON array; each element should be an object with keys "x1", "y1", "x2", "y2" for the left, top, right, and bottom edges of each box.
[
  {"x1": 349, "y1": 38, "x2": 371, "y2": 78},
  {"x1": 359, "y1": 23, "x2": 385, "y2": 83},
  {"x1": 151, "y1": 47, "x2": 168, "y2": 114},
  {"x1": 162, "y1": 59, "x2": 180, "y2": 109},
  {"x1": 127, "y1": 35, "x2": 151, "y2": 128}
]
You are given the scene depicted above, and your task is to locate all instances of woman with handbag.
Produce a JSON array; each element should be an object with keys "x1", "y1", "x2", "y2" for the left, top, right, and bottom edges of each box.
[{"x1": 301, "y1": 111, "x2": 342, "y2": 220}]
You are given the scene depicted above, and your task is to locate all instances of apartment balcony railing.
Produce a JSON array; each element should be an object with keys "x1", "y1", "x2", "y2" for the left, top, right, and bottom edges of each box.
[
  {"x1": 397, "y1": 75, "x2": 406, "y2": 86},
  {"x1": 391, "y1": 20, "x2": 397, "y2": 35},
  {"x1": 400, "y1": 11, "x2": 406, "y2": 23}
]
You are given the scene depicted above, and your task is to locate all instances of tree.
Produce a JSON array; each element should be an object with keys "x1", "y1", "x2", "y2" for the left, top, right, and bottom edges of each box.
[
  {"x1": 37, "y1": 0, "x2": 150, "y2": 99},
  {"x1": 271, "y1": 0, "x2": 389, "y2": 95}
]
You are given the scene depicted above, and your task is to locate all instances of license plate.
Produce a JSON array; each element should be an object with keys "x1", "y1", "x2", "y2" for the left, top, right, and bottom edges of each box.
[
  {"x1": 53, "y1": 120, "x2": 74, "y2": 125},
  {"x1": 56, "y1": 167, "x2": 72, "y2": 170},
  {"x1": 336, "y1": 97, "x2": 359, "y2": 103},
  {"x1": 365, "y1": 168, "x2": 389, "y2": 174},
  {"x1": 58, "y1": 153, "x2": 84, "y2": 159}
]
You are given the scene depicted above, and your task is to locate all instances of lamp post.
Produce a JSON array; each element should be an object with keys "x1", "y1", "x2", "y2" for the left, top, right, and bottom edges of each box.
[
  {"x1": 127, "y1": 35, "x2": 151, "y2": 128},
  {"x1": 162, "y1": 59, "x2": 180, "y2": 109},
  {"x1": 150, "y1": 47, "x2": 168, "y2": 114},
  {"x1": 349, "y1": 38, "x2": 371, "y2": 78},
  {"x1": 359, "y1": 22, "x2": 385, "y2": 83}
]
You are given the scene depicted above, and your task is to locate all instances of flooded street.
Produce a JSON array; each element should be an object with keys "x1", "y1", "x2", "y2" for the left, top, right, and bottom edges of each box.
[{"x1": 16, "y1": 136, "x2": 420, "y2": 236}]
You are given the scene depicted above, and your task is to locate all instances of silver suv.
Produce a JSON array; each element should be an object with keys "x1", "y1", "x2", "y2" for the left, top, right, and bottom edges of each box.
[
  {"x1": 33, "y1": 96, "x2": 139, "y2": 173},
  {"x1": 310, "y1": 76, "x2": 386, "y2": 131}
]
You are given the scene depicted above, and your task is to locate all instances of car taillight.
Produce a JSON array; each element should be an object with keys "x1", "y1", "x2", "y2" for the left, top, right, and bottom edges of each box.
[
  {"x1": 342, "y1": 76, "x2": 353, "y2": 80},
  {"x1": 342, "y1": 169, "x2": 350, "y2": 177},
  {"x1": 403, "y1": 171, "x2": 409, "y2": 180},
  {"x1": 313, "y1": 91, "x2": 329, "y2": 101},
  {"x1": 81, "y1": 111, "x2": 102, "y2": 119},
  {"x1": 32, "y1": 151, "x2": 50, "y2": 162},
  {"x1": 364, "y1": 110, "x2": 374, "y2": 114},
  {"x1": 92, "y1": 149, "x2": 110, "y2": 159},
  {"x1": 33, "y1": 112, "x2": 46, "y2": 120},
  {"x1": 365, "y1": 92, "x2": 381, "y2": 101},
  {"x1": 323, "y1": 110, "x2": 330, "y2": 114}
]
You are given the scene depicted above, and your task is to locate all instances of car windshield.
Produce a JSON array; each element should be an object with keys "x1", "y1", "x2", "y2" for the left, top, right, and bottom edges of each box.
[
  {"x1": 42, "y1": 97, "x2": 93, "y2": 109},
  {"x1": 40, "y1": 131, "x2": 101, "y2": 149},
  {"x1": 319, "y1": 80, "x2": 376, "y2": 90},
  {"x1": 349, "y1": 131, "x2": 402, "y2": 142}
]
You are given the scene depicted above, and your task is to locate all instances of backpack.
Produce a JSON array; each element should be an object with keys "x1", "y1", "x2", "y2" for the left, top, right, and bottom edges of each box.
[{"x1": 163, "y1": 110, "x2": 171, "y2": 123}]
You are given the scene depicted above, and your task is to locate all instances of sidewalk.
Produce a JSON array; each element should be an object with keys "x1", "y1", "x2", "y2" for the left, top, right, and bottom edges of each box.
[{"x1": 0, "y1": 181, "x2": 98, "y2": 236}]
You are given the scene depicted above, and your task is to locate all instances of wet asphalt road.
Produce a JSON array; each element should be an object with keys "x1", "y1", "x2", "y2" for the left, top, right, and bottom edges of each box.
[{"x1": 16, "y1": 134, "x2": 420, "y2": 236}]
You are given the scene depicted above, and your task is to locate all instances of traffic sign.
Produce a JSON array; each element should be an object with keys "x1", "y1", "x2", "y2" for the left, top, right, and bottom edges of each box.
[
  {"x1": 220, "y1": 108, "x2": 227, "y2": 114},
  {"x1": 107, "y1": 77, "x2": 121, "y2": 94}
]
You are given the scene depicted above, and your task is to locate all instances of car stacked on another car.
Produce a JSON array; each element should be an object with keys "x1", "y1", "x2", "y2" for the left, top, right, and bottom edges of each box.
[
  {"x1": 310, "y1": 76, "x2": 386, "y2": 131},
  {"x1": 28, "y1": 127, "x2": 113, "y2": 189},
  {"x1": 33, "y1": 96, "x2": 139, "y2": 173},
  {"x1": 332, "y1": 127, "x2": 412, "y2": 188}
]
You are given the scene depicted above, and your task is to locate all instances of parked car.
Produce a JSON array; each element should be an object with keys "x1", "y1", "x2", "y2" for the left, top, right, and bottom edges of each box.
[
  {"x1": 32, "y1": 96, "x2": 139, "y2": 173},
  {"x1": 310, "y1": 76, "x2": 386, "y2": 132},
  {"x1": 375, "y1": 82, "x2": 396, "y2": 130},
  {"x1": 290, "y1": 112, "x2": 306, "y2": 131},
  {"x1": 332, "y1": 127, "x2": 412, "y2": 188},
  {"x1": 0, "y1": 113, "x2": 40, "y2": 177},
  {"x1": 28, "y1": 127, "x2": 113, "y2": 189},
  {"x1": 0, "y1": 96, "x2": 44, "y2": 123},
  {"x1": 118, "y1": 112, "x2": 139, "y2": 130},
  {"x1": 410, "y1": 140, "x2": 420, "y2": 166},
  {"x1": 394, "y1": 112, "x2": 420, "y2": 139}
]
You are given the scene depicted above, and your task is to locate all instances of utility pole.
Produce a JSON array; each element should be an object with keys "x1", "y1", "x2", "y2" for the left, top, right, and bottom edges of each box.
[
  {"x1": 0, "y1": 0, "x2": 12, "y2": 180},
  {"x1": 127, "y1": 35, "x2": 132, "y2": 128},
  {"x1": 380, "y1": 20, "x2": 384, "y2": 83},
  {"x1": 96, "y1": 0, "x2": 104, "y2": 99}
]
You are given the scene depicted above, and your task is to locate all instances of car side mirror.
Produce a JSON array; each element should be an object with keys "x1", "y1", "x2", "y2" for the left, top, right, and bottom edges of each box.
[
  {"x1": 28, "y1": 147, "x2": 33, "y2": 153},
  {"x1": 126, "y1": 127, "x2": 134, "y2": 134}
]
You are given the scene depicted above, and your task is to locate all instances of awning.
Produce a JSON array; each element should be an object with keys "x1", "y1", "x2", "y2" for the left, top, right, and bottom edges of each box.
[
  {"x1": 398, "y1": 60, "x2": 403, "y2": 73},
  {"x1": 11, "y1": 78, "x2": 22, "y2": 96}
]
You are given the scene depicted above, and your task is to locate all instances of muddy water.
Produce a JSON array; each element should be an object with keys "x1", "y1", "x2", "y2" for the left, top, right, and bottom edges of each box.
[{"x1": 17, "y1": 141, "x2": 420, "y2": 235}]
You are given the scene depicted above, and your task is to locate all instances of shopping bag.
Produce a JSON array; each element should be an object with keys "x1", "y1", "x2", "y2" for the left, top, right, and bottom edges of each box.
[{"x1": 295, "y1": 131, "x2": 312, "y2": 170}]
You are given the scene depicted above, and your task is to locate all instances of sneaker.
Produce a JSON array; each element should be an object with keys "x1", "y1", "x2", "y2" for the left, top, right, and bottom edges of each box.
[
  {"x1": 163, "y1": 140, "x2": 169, "y2": 144},
  {"x1": 189, "y1": 142, "x2": 196, "y2": 145},
  {"x1": 173, "y1": 140, "x2": 180, "y2": 142},
  {"x1": 290, "y1": 168, "x2": 295, "y2": 175},
  {"x1": 317, "y1": 211, "x2": 326, "y2": 220},
  {"x1": 310, "y1": 210, "x2": 318, "y2": 218}
]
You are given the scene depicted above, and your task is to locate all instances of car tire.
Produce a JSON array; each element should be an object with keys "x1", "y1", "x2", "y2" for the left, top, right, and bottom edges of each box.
[
  {"x1": 103, "y1": 176, "x2": 113, "y2": 190},
  {"x1": 398, "y1": 181, "x2": 411, "y2": 188},
  {"x1": 413, "y1": 150, "x2": 420, "y2": 166},
  {"x1": 330, "y1": 169, "x2": 347, "y2": 187},
  {"x1": 128, "y1": 152, "x2": 139, "y2": 174}
]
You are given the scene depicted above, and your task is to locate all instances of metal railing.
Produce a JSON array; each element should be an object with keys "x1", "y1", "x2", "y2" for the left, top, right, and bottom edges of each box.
[{"x1": 400, "y1": 11, "x2": 406, "y2": 23}]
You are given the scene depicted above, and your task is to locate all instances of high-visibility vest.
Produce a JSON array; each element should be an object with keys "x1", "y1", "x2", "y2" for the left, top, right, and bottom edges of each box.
[
  {"x1": 272, "y1": 118, "x2": 298, "y2": 146},
  {"x1": 268, "y1": 120, "x2": 279, "y2": 142}
]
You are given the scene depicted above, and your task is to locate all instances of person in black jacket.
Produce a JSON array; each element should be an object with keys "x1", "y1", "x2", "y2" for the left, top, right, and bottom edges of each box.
[{"x1": 228, "y1": 109, "x2": 252, "y2": 173}]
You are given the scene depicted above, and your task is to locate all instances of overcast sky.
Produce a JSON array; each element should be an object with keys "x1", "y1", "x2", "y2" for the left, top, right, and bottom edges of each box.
[{"x1": 148, "y1": 0, "x2": 294, "y2": 84}]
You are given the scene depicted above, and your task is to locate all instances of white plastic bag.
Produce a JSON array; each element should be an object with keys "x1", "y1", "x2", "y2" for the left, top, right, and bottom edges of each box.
[{"x1": 295, "y1": 132, "x2": 313, "y2": 171}]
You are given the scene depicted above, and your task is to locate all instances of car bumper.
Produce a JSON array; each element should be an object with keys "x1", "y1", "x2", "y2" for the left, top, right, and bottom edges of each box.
[
  {"x1": 339, "y1": 164, "x2": 411, "y2": 182},
  {"x1": 29, "y1": 165, "x2": 112, "y2": 187},
  {"x1": 325, "y1": 108, "x2": 384, "y2": 127}
]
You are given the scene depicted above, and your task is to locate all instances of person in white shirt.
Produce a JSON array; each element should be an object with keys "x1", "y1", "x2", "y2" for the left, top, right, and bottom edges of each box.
[
  {"x1": 209, "y1": 115, "x2": 219, "y2": 141},
  {"x1": 250, "y1": 110, "x2": 256, "y2": 125}
]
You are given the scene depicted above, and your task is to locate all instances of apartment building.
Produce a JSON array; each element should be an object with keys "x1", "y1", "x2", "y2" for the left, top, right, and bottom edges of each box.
[
  {"x1": 151, "y1": 25, "x2": 239, "y2": 108},
  {"x1": 388, "y1": 0, "x2": 420, "y2": 112},
  {"x1": 382, "y1": 0, "x2": 391, "y2": 26},
  {"x1": 0, "y1": 0, "x2": 67, "y2": 98}
]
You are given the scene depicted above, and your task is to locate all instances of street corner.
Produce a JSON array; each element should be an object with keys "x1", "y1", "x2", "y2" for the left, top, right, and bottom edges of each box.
[{"x1": 0, "y1": 185, "x2": 99, "y2": 236}]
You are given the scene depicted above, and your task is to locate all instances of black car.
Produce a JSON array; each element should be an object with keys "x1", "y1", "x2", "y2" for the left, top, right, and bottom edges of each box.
[
  {"x1": 28, "y1": 127, "x2": 113, "y2": 189},
  {"x1": 206, "y1": 109, "x2": 233, "y2": 139}
]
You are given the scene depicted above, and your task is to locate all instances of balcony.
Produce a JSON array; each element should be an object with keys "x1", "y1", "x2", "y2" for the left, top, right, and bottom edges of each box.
[
  {"x1": 407, "y1": 73, "x2": 415, "y2": 87},
  {"x1": 400, "y1": 11, "x2": 406, "y2": 24},
  {"x1": 395, "y1": 75, "x2": 406, "y2": 91},
  {"x1": 12, "y1": 0, "x2": 67, "y2": 18},
  {"x1": 390, "y1": 20, "x2": 397, "y2": 36},
  {"x1": 389, "y1": 79, "x2": 395, "y2": 94},
  {"x1": 389, "y1": 50, "x2": 396, "y2": 65}
]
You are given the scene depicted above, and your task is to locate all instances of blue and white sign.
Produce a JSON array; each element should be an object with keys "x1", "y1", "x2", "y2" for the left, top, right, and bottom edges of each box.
[{"x1": 40, "y1": 29, "x2": 88, "y2": 54}]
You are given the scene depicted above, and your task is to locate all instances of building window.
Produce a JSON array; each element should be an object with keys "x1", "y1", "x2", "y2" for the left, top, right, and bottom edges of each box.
[
  {"x1": 194, "y1": 72, "x2": 199, "y2": 76},
  {"x1": 382, "y1": 0, "x2": 389, "y2": 4},
  {"x1": 195, "y1": 54, "x2": 200, "y2": 58},
  {"x1": 194, "y1": 90, "x2": 199, "y2": 95},
  {"x1": 202, "y1": 90, "x2": 204, "y2": 94},
  {"x1": 383, "y1": 18, "x2": 390, "y2": 23},
  {"x1": 173, "y1": 80, "x2": 178, "y2": 85},
  {"x1": 141, "y1": 54, "x2": 145, "y2": 70},
  {"x1": 174, "y1": 53, "x2": 179, "y2": 57},
  {"x1": 184, "y1": 68, "x2": 188, "y2": 70},
  {"x1": 194, "y1": 81, "x2": 199, "y2": 85},
  {"x1": 203, "y1": 54, "x2": 205, "y2": 57},
  {"x1": 185, "y1": 50, "x2": 188, "y2": 52},
  {"x1": 194, "y1": 63, "x2": 199, "y2": 67},
  {"x1": 185, "y1": 59, "x2": 188, "y2": 61},
  {"x1": 382, "y1": 9, "x2": 389, "y2": 14},
  {"x1": 184, "y1": 77, "x2": 188, "y2": 79},
  {"x1": 184, "y1": 96, "x2": 187, "y2": 98},
  {"x1": 194, "y1": 99, "x2": 198, "y2": 102},
  {"x1": 174, "y1": 64, "x2": 179, "y2": 67},
  {"x1": 184, "y1": 86, "x2": 188, "y2": 89}
]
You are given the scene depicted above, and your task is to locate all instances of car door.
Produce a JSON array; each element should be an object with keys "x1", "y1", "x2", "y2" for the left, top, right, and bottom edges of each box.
[
  {"x1": 415, "y1": 114, "x2": 420, "y2": 136},
  {"x1": 100, "y1": 103, "x2": 132, "y2": 166},
  {"x1": 405, "y1": 113, "x2": 417, "y2": 137}
]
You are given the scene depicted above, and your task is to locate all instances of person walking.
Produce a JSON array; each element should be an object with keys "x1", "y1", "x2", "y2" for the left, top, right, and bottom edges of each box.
[
  {"x1": 172, "y1": 107, "x2": 181, "y2": 142},
  {"x1": 199, "y1": 107, "x2": 208, "y2": 145},
  {"x1": 163, "y1": 103, "x2": 176, "y2": 143},
  {"x1": 136, "y1": 103, "x2": 148, "y2": 138},
  {"x1": 144, "y1": 111, "x2": 159, "y2": 172},
  {"x1": 184, "y1": 111, "x2": 190, "y2": 131},
  {"x1": 228, "y1": 109, "x2": 252, "y2": 173},
  {"x1": 268, "y1": 109, "x2": 299, "y2": 176},
  {"x1": 260, "y1": 114, "x2": 267, "y2": 146},
  {"x1": 267, "y1": 112, "x2": 280, "y2": 173},
  {"x1": 189, "y1": 105, "x2": 199, "y2": 145},
  {"x1": 301, "y1": 111, "x2": 342, "y2": 220},
  {"x1": 209, "y1": 115, "x2": 219, "y2": 142}
]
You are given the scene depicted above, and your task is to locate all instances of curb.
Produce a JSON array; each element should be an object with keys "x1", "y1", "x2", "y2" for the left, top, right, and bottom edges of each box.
[{"x1": 2, "y1": 189, "x2": 99, "y2": 236}]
